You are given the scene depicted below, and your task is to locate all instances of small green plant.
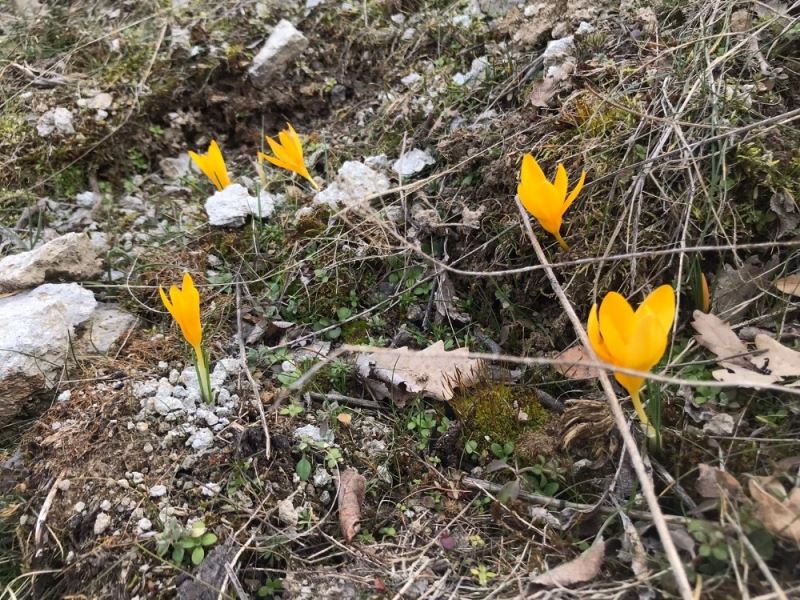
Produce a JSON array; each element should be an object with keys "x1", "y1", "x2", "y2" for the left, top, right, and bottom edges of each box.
[
  {"x1": 257, "y1": 579, "x2": 284, "y2": 598},
  {"x1": 280, "y1": 400, "x2": 305, "y2": 418},
  {"x1": 155, "y1": 518, "x2": 218, "y2": 566},
  {"x1": 520, "y1": 456, "x2": 565, "y2": 497},
  {"x1": 379, "y1": 526, "x2": 397, "y2": 539},
  {"x1": 326, "y1": 359, "x2": 354, "y2": 390},
  {"x1": 325, "y1": 447, "x2": 343, "y2": 469},
  {"x1": 490, "y1": 441, "x2": 514, "y2": 462},
  {"x1": 464, "y1": 439, "x2": 479, "y2": 457},
  {"x1": 356, "y1": 530, "x2": 376, "y2": 543},
  {"x1": 298, "y1": 508, "x2": 315, "y2": 530},
  {"x1": 296, "y1": 455, "x2": 312, "y2": 481},
  {"x1": 471, "y1": 564, "x2": 497, "y2": 586},
  {"x1": 688, "y1": 520, "x2": 730, "y2": 572},
  {"x1": 407, "y1": 409, "x2": 438, "y2": 450}
]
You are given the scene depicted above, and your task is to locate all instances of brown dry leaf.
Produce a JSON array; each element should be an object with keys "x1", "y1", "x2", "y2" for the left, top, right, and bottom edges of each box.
[
  {"x1": 695, "y1": 464, "x2": 743, "y2": 499},
  {"x1": 618, "y1": 513, "x2": 648, "y2": 583},
  {"x1": 554, "y1": 346, "x2": 601, "y2": 380},
  {"x1": 748, "y1": 479, "x2": 800, "y2": 543},
  {"x1": 337, "y1": 469, "x2": 366, "y2": 543},
  {"x1": 337, "y1": 413, "x2": 352, "y2": 427},
  {"x1": 751, "y1": 334, "x2": 800, "y2": 378},
  {"x1": 355, "y1": 340, "x2": 483, "y2": 405},
  {"x1": 691, "y1": 311, "x2": 750, "y2": 367},
  {"x1": 774, "y1": 274, "x2": 800, "y2": 297},
  {"x1": 711, "y1": 365, "x2": 779, "y2": 387},
  {"x1": 530, "y1": 539, "x2": 605, "y2": 587}
]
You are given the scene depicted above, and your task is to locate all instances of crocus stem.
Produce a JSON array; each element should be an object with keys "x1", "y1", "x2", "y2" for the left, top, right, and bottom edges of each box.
[
  {"x1": 630, "y1": 390, "x2": 656, "y2": 439},
  {"x1": 193, "y1": 345, "x2": 213, "y2": 403},
  {"x1": 555, "y1": 232, "x2": 569, "y2": 251}
]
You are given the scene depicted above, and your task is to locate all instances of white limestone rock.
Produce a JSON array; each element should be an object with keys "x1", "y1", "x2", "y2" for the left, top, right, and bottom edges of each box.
[
  {"x1": 248, "y1": 20, "x2": 308, "y2": 88},
  {"x1": 204, "y1": 183, "x2": 282, "y2": 227},
  {"x1": 313, "y1": 161, "x2": 390, "y2": 209},
  {"x1": 392, "y1": 148, "x2": 436, "y2": 179},
  {"x1": 36, "y1": 107, "x2": 74, "y2": 137},
  {"x1": 0, "y1": 284, "x2": 96, "y2": 423},
  {"x1": 0, "y1": 232, "x2": 101, "y2": 293}
]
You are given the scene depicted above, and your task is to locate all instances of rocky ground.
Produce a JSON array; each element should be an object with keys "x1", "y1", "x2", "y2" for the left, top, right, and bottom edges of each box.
[{"x1": 2, "y1": 0, "x2": 800, "y2": 598}]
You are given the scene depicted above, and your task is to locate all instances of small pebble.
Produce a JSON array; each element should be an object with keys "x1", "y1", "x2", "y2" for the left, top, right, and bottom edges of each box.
[
  {"x1": 137, "y1": 517, "x2": 152, "y2": 532},
  {"x1": 57, "y1": 479, "x2": 71, "y2": 492},
  {"x1": 149, "y1": 484, "x2": 167, "y2": 498},
  {"x1": 73, "y1": 501, "x2": 86, "y2": 513},
  {"x1": 94, "y1": 512, "x2": 112, "y2": 535},
  {"x1": 100, "y1": 500, "x2": 112, "y2": 511}
]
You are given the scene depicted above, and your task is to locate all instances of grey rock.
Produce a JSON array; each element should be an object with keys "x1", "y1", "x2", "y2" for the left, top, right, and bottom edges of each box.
[
  {"x1": 152, "y1": 394, "x2": 183, "y2": 416},
  {"x1": 453, "y1": 56, "x2": 489, "y2": 87},
  {"x1": 313, "y1": 161, "x2": 390, "y2": 209},
  {"x1": 75, "y1": 191, "x2": 99, "y2": 208},
  {"x1": 12, "y1": 0, "x2": 44, "y2": 17},
  {"x1": 36, "y1": 107, "x2": 74, "y2": 137},
  {"x1": 74, "y1": 303, "x2": 137, "y2": 356},
  {"x1": 392, "y1": 148, "x2": 436, "y2": 179},
  {"x1": 205, "y1": 183, "x2": 282, "y2": 227},
  {"x1": 312, "y1": 467, "x2": 332, "y2": 488},
  {"x1": 187, "y1": 428, "x2": 214, "y2": 451},
  {"x1": 249, "y1": 20, "x2": 308, "y2": 88},
  {"x1": 0, "y1": 284, "x2": 96, "y2": 425},
  {"x1": 149, "y1": 484, "x2": 168, "y2": 498},
  {"x1": 137, "y1": 517, "x2": 152, "y2": 532},
  {"x1": 0, "y1": 233, "x2": 101, "y2": 293},
  {"x1": 94, "y1": 512, "x2": 111, "y2": 535},
  {"x1": 160, "y1": 153, "x2": 192, "y2": 180}
]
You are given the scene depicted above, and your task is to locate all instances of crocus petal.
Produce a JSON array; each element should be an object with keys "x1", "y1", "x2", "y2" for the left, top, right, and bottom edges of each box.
[
  {"x1": 563, "y1": 170, "x2": 586, "y2": 213},
  {"x1": 159, "y1": 286, "x2": 176, "y2": 319},
  {"x1": 587, "y1": 304, "x2": 614, "y2": 364},
  {"x1": 258, "y1": 151, "x2": 295, "y2": 172},
  {"x1": 278, "y1": 130, "x2": 299, "y2": 163},
  {"x1": 554, "y1": 164, "x2": 568, "y2": 209},
  {"x1": 626, "y1": 313, "x2": 668, "y2": 373},
  {"x1": 521, "y1": 154, "x2": 547, "y2": 188},
  {"x1": 598, "y1": 292, "x2": 634, "y2": 360},
  {"x1": 188, "y1": 142, "x2": 230, "y2": 192},
  {"x1": 636, "y1": 284, "x2": 675, "y2": 335},
  {"x1": 614, "y1": 372, "x2": 645, "y2": 400},
  {"x1": 287, "y1": 123, "x2": 303, "y2": 157},
  {"x1": 266, "y1": 136, "x2": 292, "y2": 164},
  {"x1": 518, "y1": 181, "x2": 562, "y2": 235}
]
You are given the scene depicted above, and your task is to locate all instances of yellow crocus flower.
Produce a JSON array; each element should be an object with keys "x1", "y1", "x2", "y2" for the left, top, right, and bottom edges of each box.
[
  {"x1": 258, "y1": 123, "x2": 319, "y2": 189},
  {"x1": 159, "y1": 273, "x2": 212, "y2": 402},
  {"x1": 587, "y1": 284, "x2": 675, "y2": 437},
  {"x1": 518, "y1": 154, "x2": 585, "y2": 251},
  {"x1": 188, "y1": 140, "x2": 231, "y2": 191}
]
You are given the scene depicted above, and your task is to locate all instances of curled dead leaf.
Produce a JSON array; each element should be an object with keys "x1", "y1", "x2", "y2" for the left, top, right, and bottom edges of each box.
[
  {"x1": 355, "y1": 341, "x2": 483, "y2": 405},
  {"x1": 554, "y1": 346, "x2": 601, "y2": 380},
  {"x1": 691, "y1": 311, "x2": 750, "y2": 368},
  {"x1": 530, "y1": 539, "x2": 606, "y2": 588},
  {"x1": 337, "y1": 469, "x2": 366, "y2": 543},
  {"x1": 748, "y1": 479, "x2": 800, "y2": 543},
  {"x1": 695, "y1": 464, "x2": 743, "y2": 499},
  {"x1": 751, "y1": 334, "x2": 800, "y2": 379},
  {"x1": 774, "y1": 274, "x2": 800, "y2": 297},
  {"x1": 711, "y1": 365, "x2": 779, "y2": 387}
]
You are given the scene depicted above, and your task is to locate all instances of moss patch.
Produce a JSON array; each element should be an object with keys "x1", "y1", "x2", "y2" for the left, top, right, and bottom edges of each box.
[{"x1": 448, "y1": 381, "x2": 550, "y2": 456}]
